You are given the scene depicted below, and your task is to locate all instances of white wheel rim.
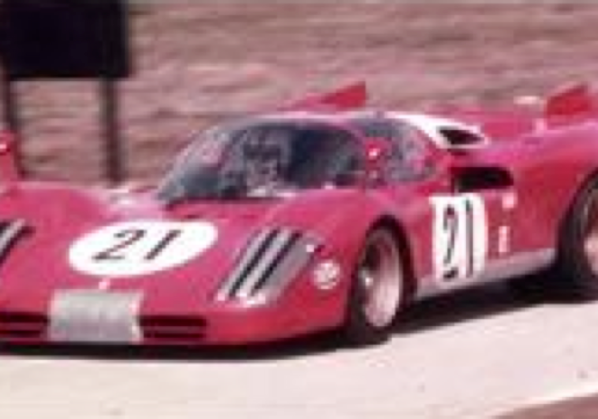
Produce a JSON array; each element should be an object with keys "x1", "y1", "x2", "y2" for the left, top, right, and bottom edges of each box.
[
  {"x1": 358, "y1": 231, "x2": 403, "y2": 329},
  {"x1": 583, "y1": 193, "x2": 598, "y2": 275}
]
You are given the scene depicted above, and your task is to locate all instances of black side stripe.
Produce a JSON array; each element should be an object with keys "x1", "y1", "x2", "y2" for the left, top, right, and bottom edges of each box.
[
  {"x1": 228, "y1": 229, "x2": 282, "y2": 299},
  {"x1": 217, "y1": 228, "x2": 310, "y2": 302},
  {"x1": 234, "y1": 229, "x2": 297, "y2": 299},
  {"x1": 217, "y1": 229, "x2": 279, "y2": 301},
  {"x1": 0, "y1": 220, "x2": 28, "y2": 265},
  {"x1": 250, "y1": 231, "x2": 302, "y2": 296}
]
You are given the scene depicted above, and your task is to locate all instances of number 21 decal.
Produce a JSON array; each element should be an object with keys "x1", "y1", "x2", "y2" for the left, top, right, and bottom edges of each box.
[
  {"x1": 430, "y1": 194, "x2": 488, "y2": 285},
  {"x1": 93, "y1": 228, "x2": 183, "y2": 262},
  {"x1": 69, "y1": 221, "x2": 218, "y2": 278}
]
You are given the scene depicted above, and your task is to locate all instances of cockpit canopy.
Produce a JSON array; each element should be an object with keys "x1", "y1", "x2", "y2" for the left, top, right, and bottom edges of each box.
[
  {"x1": 157, "y1": 118, "x2": 363, "y2": 202},
  {"x1": 156, "y1": 111, "x2": 471, "y2": 202}
]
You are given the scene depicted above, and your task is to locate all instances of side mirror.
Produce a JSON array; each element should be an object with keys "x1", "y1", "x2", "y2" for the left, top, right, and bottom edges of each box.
[
  {"x1": 0, "y1": 131, "x2": 20, "y2": 190},
  {"x1": 362, "y1": 138, "x2": 392, "y2": 186}
]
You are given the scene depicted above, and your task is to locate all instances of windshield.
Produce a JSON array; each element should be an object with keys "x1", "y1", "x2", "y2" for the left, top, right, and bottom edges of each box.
[{"x1": 156, "y1": 119, "x2": 362, "y2": 202}]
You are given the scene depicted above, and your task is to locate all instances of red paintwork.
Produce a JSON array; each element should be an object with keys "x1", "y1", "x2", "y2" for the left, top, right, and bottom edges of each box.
[
  {"x1": 0, "y1": 131, "x2": 19, "y2": 188},
  {"x1": 545, "y1": 82, "x2": 595, "y2": 122},
  {"x1": 2, "y1": 82, "x2": 598, "y2": 346}
]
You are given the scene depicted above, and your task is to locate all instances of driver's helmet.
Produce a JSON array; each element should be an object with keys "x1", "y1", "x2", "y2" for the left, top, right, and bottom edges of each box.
[{"x1": 242, "y1": 127, "x2": 292, "y2": 191}]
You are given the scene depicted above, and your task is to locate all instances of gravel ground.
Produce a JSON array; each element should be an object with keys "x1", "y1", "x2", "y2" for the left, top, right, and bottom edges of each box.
[{"x1": 3, "y1": 285, "x2": 598, "y2": 418}]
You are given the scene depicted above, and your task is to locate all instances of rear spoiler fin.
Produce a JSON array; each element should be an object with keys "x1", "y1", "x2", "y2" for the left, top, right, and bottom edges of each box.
[
  {"x1": 285, "y1": 81, "x2": 368, "y2": 111},
  {"x1": 544, "y1": 82, "x2": 596, "y2": 123}
]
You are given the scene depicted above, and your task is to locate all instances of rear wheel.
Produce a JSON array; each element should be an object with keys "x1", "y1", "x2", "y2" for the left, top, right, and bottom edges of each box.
[
  {"x1": 556, "y1": 177, "x2": 598, "y2": 299},
  {"x1": 343, "y1": 228, "x2": 406, "y2": 345}
]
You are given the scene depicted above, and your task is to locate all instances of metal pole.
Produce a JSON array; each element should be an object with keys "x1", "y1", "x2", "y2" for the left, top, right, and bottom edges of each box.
[
  {"x1": 100, "y1": 78, "x2": 125, "y2": 184},
  {"x1": 1, "y1": 76, "x2": 24, "y2": 174}
]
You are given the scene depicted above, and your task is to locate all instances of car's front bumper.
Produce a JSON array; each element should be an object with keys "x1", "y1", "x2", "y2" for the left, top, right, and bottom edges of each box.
[{"x1": 0, "y1": 291, "x2": 345, "y2": 347}]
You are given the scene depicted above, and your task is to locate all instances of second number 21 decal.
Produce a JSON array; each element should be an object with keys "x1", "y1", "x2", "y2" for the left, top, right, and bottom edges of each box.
[{"x1": 430, "y1": 194, "x2": 488, "y2": 286}]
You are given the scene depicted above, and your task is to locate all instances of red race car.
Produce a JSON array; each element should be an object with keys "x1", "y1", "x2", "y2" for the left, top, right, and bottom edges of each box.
[{"x1": 1, "y1": 82, "x2": 598, "y2": 346}]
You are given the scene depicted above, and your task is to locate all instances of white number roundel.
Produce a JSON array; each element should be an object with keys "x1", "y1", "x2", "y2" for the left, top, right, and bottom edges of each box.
[{"x1": 68, "y1": 221, "x2": 218, "y2": 278}]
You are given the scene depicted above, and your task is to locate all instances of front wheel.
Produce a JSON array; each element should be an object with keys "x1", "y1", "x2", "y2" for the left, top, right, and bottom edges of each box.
[{"x1": 343, "y1": 228, "x2": 406, "y2": 345}]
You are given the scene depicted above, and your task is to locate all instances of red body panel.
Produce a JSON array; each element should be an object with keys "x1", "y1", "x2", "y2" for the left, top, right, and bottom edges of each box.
[{"x1": 0, "y1": 183, "x2": 378, "y2": 344}]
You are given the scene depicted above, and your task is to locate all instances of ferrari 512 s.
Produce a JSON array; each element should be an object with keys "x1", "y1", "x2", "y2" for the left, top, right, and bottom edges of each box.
[{"x1": 1, "y1": 82, "x2": 598, "y2": 346}]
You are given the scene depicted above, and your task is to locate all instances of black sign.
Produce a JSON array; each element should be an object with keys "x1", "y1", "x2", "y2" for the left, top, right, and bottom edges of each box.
[{"x1": 0, "y1": 0, "x2": 131, "y2": 80}]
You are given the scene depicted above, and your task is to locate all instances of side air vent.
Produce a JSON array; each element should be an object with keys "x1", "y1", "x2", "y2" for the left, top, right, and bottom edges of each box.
[
  {"x1": 453, "y1": 166, "x2": 514, "y2": 192},
  {"x1": 141, "y1": 315, "x2": 207, "y2": 342},
  {"x1": 440, "y1": 127, "x2": 489, "y2": 149},
  {"x1": 216, "y1": 228, "x2": 320, "y2": 303},
  {"x1": 0, "y1": 311, "x2": 47, "y2": 341}
]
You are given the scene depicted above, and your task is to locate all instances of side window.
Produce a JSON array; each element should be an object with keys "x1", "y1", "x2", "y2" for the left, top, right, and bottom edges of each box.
[
  {"x1": 385, "y1": 124, "x2": 434, "y2": 181},
  {"x1": 288, "y1": 127, "x2": 362, "y2": 188}
]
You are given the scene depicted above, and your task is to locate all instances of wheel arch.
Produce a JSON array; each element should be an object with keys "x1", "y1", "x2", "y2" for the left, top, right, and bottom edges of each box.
[
  {"x1": 559, "y1": 169, "x2": 598, "y2": 241},
  {"x1": 552, "y1": 167, "x2": 598, "y2": 299},
  {"x1": 369, "y1": 215, "x2": 418, "y2": 304}
]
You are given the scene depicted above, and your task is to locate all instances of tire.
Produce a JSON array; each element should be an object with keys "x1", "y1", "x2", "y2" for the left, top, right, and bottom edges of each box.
[
  {"x1": 343, "y1": 228, "x2": 406, "y2": 345},
  {"x1": 555, "y1": 176, "x2": 598, "y2": 299},
  {"x1": 507, "y1": 269, "x2": 559, "y2": 302}
]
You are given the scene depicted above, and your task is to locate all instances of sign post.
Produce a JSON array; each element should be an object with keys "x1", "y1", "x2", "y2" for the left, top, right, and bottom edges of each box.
[
  {"x1": 1, "y1": 75, "x2": 22, "y2": 171},
  {"x1": 0, "y1": 0, "x2": 132, "y2": 183},
  {"x1": 101, "y1": 79, "x2": 125, "y2": 184}
]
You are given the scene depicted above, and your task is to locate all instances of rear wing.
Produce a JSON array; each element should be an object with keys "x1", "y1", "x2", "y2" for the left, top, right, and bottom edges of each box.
[
  {"x1": 285, "y1": 81, "x2": 368, "y2": 112},
  {"x1": 434, "y1": 82, "x2": 598, "y2": 139},
  {"x1": 544, "y1": 82, "x2": 597, "y2": 125}
]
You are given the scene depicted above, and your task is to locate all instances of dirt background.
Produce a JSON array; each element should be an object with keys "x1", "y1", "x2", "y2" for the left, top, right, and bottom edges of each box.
[{"x1": 4, "y1": 1, "x2": 598, "y2": 184}]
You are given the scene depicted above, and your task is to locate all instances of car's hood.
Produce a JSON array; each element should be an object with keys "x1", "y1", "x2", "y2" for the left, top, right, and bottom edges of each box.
[{"x1": 0, "y1": 182, "x2": 361, "y2": 314}]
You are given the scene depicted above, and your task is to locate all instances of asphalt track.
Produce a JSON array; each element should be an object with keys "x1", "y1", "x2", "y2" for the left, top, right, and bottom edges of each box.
[{"x1": 2, "y1": 284, "x2": 598, "y2": 419}]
